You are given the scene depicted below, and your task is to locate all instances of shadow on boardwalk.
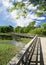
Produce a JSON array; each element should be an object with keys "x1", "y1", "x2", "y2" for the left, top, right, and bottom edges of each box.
[
  {"x1": 28, "y1": 38, "x2": 44, "y2": 65},
  {"x1": 7, "y1": 37, "x2": 44, "y2": 65}
]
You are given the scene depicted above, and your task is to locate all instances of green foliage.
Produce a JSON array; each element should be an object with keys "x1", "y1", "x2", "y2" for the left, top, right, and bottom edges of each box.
[
  {"x1": 19, "y1": 38, "x2": 31, "y2": 44},
  {"x1": 27, "y1": 0, "x2": 46, "y2": 13},
  {"x1": 14, "y1": 37, "x2": 31, "y2": 44},
  {"x1": 35, "y1": 12, "x2": 43, "y2": 16},
  {"x1": 41, "y1": 23, "x2": 46, "y2": 29},
  {"x1": 0, "y1": 22, "x2": 46, "y2": 36},
  {"x1": 42, "y1": 29, "x2": 46, "y2": 35},
  {"x1": 13, "y1": 2, "x2": 25, "y2": 9},
  {"x1": 29, "y1": 28, "x2": 42, "y2": 34},
  {"x1": 8, "y1": 0, "x2": 46, "y2": 19},
  {"x1": 14, "y1": 22, "x2": 46, "y2": 36},
  {"x1": 37, "y1": 4, "x2": 46, "y2": 12},
  {"x1": 0, "y1": 26, "x2": 14, "y2": 33},
  {"x1": 14, "y1": 21, "x2": 35, "y2": 33},
  {"x1": 15, "y1": 26, "x2": 22, "y2": 33},
  {"x1": 8, "y1": 2, "x2": 25, "y2": 12},
  {"x1": 29, "y1": 23, "x2": 46, "y2": 35}
]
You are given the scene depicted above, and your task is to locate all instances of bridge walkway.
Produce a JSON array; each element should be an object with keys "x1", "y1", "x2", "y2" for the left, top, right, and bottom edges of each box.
[
  {"x1": 29, "y1": 38, "x2": 44, "y2": 65},
  {"x1": 40, "y1": 37, "x2": 46, "y2": 65},
  {"x1": 7, "y1": 36, "x2": 46, "y2": 65}
]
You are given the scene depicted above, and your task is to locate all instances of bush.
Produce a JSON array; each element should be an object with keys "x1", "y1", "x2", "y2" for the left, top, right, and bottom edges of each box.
[{"x1": 29, "y1": 28, "x2": 43, "y2": 35}]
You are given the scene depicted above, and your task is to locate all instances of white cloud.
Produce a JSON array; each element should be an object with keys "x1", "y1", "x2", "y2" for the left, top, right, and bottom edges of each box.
[
  {"x1": 16, "y1": 16, "x2": 33, "y2": 27},
  {"x1": 35, "y1": 17, "x2": 45, "y2": 20},
  {"x1": 10, "y1": 11, "x2": 36, "y2": 26},
  {"x1": 2, "y1": 0, "x2": 12, "y2": 8},
  {"x1": 0, "y1": 0, "x2": 13, "y2": 13},
  {"x1": 28, "y1": 4, "x2": 37, "y2": 10},
  {"x1": 16, "y1": 0, "x2": 22, "y2": 2},
  {"x1": 0, "y1": 0, "x2": 14, "y2": 20}
]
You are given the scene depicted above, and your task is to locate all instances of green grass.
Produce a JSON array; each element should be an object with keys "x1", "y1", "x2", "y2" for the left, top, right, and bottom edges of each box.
[
  {"x1": 0, "y1": 38, "x2": 31, "y2": 65},
  {"x1": 15, "y1": 37, "x2": 31, "y2": 44},
  {"x1": 0, "y1": 41, "x2": 20, "y2": 65},
  {"x1": 20, "y1": 38, "x2": 31, "y2": 44},
  {"x1": 0, "y1": 40, "x2": 11, "y2": 42}
]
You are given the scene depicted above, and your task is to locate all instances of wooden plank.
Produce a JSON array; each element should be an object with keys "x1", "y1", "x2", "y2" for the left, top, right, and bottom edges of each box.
[{"x1": 40, "y1": 37, "x2": 46, "y2": 65}]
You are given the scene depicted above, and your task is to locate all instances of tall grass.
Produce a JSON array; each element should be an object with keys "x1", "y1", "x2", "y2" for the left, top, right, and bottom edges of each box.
[
  {"x1": 0, "y1": 38, "x2": 31, "y2": 65},
  {"x1": 0, "y1": 42, "x2": 20, "y2": 65}
]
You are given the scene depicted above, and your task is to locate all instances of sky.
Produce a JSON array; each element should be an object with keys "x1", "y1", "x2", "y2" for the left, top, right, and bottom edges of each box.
[{"x1": 0, "y1": 0, "x2": 46, "y2": 27}]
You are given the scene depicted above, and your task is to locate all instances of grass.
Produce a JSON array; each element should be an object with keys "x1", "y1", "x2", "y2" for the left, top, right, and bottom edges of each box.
[
  {"x1": 0, "y1": 40, "x2": 21, "y2": 65},
  {"x1": 0, "y1": 38, "x2": 31, "y2": 65},
  {"x1": 15, "y1": 37, "x2": 31, "y2": 44},
  {"x1": 20, "y1": 38, "x2": 31, "y2": 44}
]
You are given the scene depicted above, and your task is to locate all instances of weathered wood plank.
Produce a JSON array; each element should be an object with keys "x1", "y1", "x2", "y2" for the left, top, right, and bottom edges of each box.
[{"x1": 40, "y1": 37, "x2": 46, "y2": 65}]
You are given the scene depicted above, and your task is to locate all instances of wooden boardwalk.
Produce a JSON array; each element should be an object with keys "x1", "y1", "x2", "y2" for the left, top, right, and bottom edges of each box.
[
  {"x1": 29, "y1": 37, "x2": 46, "y2": 65},
  {"x1": 29, "y1": 38, "x2": 44, "y2": 65},
  {"x1": 7, "y1": 36, "x2": 46, "y2": 65},
  {"x1": 40, "y1": 37, "x2": 46, "y2": 65},
  {"x1": 11, "y1": 33, "x2": 35, "y2": 38}
]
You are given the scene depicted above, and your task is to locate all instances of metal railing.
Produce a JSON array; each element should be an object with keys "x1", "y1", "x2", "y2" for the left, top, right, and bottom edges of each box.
[{"x1": 7, "y1": 35, "x2": 38, "y2": 65}]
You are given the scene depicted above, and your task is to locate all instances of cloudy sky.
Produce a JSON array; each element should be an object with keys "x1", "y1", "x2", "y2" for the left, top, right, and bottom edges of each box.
[{"x1": 0, "y1": 0, "x2": 46, "y2": 27}]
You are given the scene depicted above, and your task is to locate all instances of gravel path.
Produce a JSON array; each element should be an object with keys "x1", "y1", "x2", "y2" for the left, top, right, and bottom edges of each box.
[{"x1": 40, "y1": 37, "x2": 46, "y2": 65}]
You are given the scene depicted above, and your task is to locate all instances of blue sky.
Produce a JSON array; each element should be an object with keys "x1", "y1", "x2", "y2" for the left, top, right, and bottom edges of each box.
[
  {"x1": 0, "y1": 0, "x2": 17, "y2": 27},
  {"x1": 0, "y1": 0, "x2": 46, "y2": 27}
]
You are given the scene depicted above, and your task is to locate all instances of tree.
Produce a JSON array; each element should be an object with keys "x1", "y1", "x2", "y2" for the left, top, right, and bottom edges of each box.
[
  {"x1": 41, "y1": 23, "x2": 46, "y2": 29},
  {"x1": 15, "y1": 26, "x2": 22, "y2": 33},
  {"x1": 21, "y1": 21, "x2": 35, "y2": 33},
  {"x1": 0, "y1": 26, "x2": 14, "y2": 33},
  {"x1": 9, "y1": 25, "x2": 14, "y2": 32},
  {"x1": 27, "y1": 21, "x2": 35, "y2": 29}
]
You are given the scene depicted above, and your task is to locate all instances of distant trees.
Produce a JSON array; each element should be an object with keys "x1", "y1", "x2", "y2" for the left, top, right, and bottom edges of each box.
[
  {"x1": 14, "y1": 22, "x2": 46, "y2": 36},
  {"x1": 29, "y1": 23, "x2": 46, "y2": 35},
  {"x1": 14, "y1": 26, "x2": 22, "y2": 33},
  {"x1": 41, "y1": 23, "x2": 46, "y2": 35},
  {"x1": 0, "y1": 26, "x2": 14, "y2": 33},
  {"x1": 0, "y1": 22, "x2": 46, "y2": 36},
  {"x1": 15, "y1": 21, "x2": 35, "y2": 33},
  {"x1": 41, "y1": 23, "x2": 46, "y2": 29}
]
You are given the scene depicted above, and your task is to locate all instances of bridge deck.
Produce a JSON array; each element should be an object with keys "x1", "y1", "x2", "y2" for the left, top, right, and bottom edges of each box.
[
  {"x1": 7, "y1": 36, "x2": 46, "y2": 65},
  {"x1": 29, "y1": 38, "x2": 44, "y2": 65},
  {"x1": 30, "y1": 37, "x2": 46, "y2": 65},
  {"x1": 40, "y1": 37, "x2": 46, "y2": 65}
]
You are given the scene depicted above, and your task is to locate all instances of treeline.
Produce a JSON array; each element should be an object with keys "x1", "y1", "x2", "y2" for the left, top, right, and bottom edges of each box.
[
  {"x1": 14, "y1": 22, "x2": 46, "y2": 36},
  {"x1": 0, "y1": 26, "x2": 14, "y2": 33},
  {"x1": 15, "y1": 21, "x2": 35, "y2": 33},
  {"x1": 0, "y1": 22, "x2": 46, "y2": 36}
]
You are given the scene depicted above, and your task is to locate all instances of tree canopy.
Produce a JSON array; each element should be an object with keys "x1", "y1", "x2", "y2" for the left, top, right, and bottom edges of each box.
[{"x1": 0, "y1": 26, "x2": 14, "y2": 33}]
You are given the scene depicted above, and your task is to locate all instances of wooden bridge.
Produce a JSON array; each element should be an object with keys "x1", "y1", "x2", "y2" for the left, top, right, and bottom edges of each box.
[
  {"x1": 0, "y1": 33, "x2": 35, "y2": 39},
  {"x1": 7, "y1": 34, "x2": 46, "y2": 65},
  {"x1": 11, "y1": 33, "x2": 35, "y2": 38}
]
